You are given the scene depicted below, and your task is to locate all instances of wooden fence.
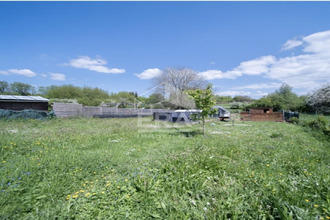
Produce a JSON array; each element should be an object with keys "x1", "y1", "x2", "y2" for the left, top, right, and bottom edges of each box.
[
  {"x1": 53, "y1": 103, "x2": 171, "y2": 118},
  {"x1": 240, "y1": 111, "x2": 284, "y2": 122}
]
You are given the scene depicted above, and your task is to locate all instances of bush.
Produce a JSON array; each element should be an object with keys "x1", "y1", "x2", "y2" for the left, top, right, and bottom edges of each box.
[
  {"x1": 230, "y1": 102, "x2": 242, "y2": 109},
  {"x1": 288, "y1": 117, "x2": 299, "y2": 124},
  {"x1": 304, "y1": 115, "x2": 329, "y2": 136}
]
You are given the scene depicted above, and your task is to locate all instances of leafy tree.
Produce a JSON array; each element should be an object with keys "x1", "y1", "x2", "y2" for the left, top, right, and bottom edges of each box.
[
  {"x1": 0, "y1": 81, "x2": 9, "y2": 94},
  {"x1": 108, "y1": 91, "x2": 137, "y2": 108},
  {"x1": 214, "y1": 95, "x2": 233, "y2": 103},
  {"x1": 230, "y1": 102, "x2": 243, "y2": 109},
  {"x1": 10, "y1": 82, "x2": 33, "y2": 95},
  {"x1": 249, "y1": 83, "x2": 303, "y2": 111},
  {"x1": 78, "y1": 87, "x2": 110, "y2": 106},
  {"x1": 46, "y1": 85, "x2": 82, "y2": 99},
  {"x1": 307, "y1": 84, "x2": 330, "y2": 114},
  {"x1": 147, "y1": 93, "x2": 165, "y2": 105},
  {"x1": 274, "y1": 83, "x2": 303, "y2": 111},
  {"x1": 233, "y1": 95, "x2": 252, "y2": 102},
  {"x1": 46, "y1": 85, "x2": 110, "y2": 106},
  {"x1": 187, "y1": 85, "x2": 216, "y2": 137}
]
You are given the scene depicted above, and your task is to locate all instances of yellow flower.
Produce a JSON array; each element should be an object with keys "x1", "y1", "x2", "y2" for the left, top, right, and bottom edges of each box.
[
  {"x1": 117, "y1": 186, "x2": 120, "y2": 189},
  {"x1": 126, "y1": 195, "x2": 130, "y2": 199},
  {"x1": 326, "y1": 216, "x2": 330, "y2": 219},
  {"x1": 266, "y1": 164, "x2": 270, "y2": 167},
  {"x1": 85, "y1": 193, "x2": 91, "y2": 197},
  {"x1": 314, "y1": 204, "x2": 319, "y2": 207},
  {"x1": 305, "y1": 199, "x2": 309, "y2": 202},
  {"x1": 72, "y1": 195, "x2": 78, "y2": 199},
  {"x1": 2, "y1": 161, "x2": 5, "y2": 163}
]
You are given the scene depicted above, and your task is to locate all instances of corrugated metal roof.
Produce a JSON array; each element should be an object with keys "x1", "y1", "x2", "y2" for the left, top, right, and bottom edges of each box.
[{"x1": 0, "y1": 95, "x2": 49, "y2": 102}]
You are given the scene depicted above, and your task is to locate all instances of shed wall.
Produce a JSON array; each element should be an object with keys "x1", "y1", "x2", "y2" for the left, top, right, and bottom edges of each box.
[
  {"x1": 0, "y1": 102, "x2": 48, "y2": 111},
  {"x1": 241, "y1": 112, "x2": 283, "y2": 122}
]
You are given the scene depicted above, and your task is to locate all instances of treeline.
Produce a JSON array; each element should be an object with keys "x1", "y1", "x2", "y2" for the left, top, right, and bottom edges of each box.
[
  {"x1": 1, "y1": 80, "x2": 328, "y2": 113},
  {"x1": 0, "y1": 81, "x2": 168, "y2": 107},
  {"x1": 214, "y1": 95, "x2": 253, "y2": 103},
  {"x1": 248, "y1": 84, "x2": 329, "y2": 114},
  {"x1": 0, "y1": 81, "x2": 36, "y2": 96}
]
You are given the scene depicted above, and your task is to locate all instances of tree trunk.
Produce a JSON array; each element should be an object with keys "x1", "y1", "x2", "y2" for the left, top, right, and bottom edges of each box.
[{"x1": 203, "y1": 117, "x2": 206, "y2": 138}]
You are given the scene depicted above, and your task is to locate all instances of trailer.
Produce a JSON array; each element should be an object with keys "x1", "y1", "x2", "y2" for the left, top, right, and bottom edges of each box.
[{"x1": 212, "y1": 106, "x2": 231, "y2": 121}]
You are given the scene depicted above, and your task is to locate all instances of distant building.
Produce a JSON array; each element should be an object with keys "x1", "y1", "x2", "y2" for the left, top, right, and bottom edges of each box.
[
  {"x1": 240, "y1": 107, "x2": 284, "y2": 122},
  {"x1": 0, "y1": 95, "x2": 49, "y2": 111}
]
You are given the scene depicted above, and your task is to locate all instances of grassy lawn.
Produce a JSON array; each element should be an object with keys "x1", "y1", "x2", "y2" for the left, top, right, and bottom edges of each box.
[{"x1": 0, "y1": 117, "x2": 329, "y2": 219}]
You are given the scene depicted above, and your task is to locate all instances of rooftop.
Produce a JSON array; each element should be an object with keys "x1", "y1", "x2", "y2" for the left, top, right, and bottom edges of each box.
[{"x1": 0, "y1": 95, "x2": 49, "y2": 102}]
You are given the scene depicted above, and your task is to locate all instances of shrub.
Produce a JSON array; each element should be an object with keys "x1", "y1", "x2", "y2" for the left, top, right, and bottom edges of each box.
[
  {"x1": 304, "y1": 115, "x2": 329, "y2": 136},
  {"x1": 288, "y1": 117, "x2": 299, "y2": 124},
  {"x1": 230, "y1": 102, "x2": 242, "y2": 109}
]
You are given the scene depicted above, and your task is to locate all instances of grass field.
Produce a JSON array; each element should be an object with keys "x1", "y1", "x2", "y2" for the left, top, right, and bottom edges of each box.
[{"x1": 0, "y1": 116, "x2": 329, "y2": 219}]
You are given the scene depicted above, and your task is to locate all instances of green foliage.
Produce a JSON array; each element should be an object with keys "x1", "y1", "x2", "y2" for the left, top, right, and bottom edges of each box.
[
  {"x1": 214, "y1": 95, "x2": 233, "y2": 103},
  {"x1": 0, "y1": 81, "x2": 9, "y2": 94},
  {"x1": 249, "y1": 83, "x2": 304, "y2": 111},
  {"x1": 187, "y1": 85, "x2": 217, "y2": 137},
  {"x1": 303, "y1": 115, "x2": 330, "y2": 136},
  {"x1": 146, "y1": 93, "x2": 165, "y2": 104},
  {"x1": 46, "y1": 85, "x2": 82, "y2": 99},
  {"x1": 10, "y1": 82, "x2": 33, "y2": 95},
  {"x1": 233, "y1": 95, "x2": 253, "y2": 102},
  {"x1": 46, "y1": 85, "x2": 110, "y2": 106},
  {"x1": 288, "y1": 117, "x2": 300, "y2": 124},
  {"x1": 230, "y1": 102, "x2": 243, "y2": 109}
]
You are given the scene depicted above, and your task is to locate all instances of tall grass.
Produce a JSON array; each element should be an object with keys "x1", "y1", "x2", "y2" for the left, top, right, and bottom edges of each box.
[{"x1": 0, "y1": 117, "x2": 329, "y2": 219}]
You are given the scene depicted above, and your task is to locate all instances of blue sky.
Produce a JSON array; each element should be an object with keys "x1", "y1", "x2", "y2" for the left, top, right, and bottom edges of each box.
[{"x1": 1, "y1": 2, "x2": 330, "y2": 98}]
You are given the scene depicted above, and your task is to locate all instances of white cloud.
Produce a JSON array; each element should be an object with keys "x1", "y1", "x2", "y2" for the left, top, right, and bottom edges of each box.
[
  {"x1": 282, "y1": 39, "x2": 303, "y2": 50},
  {"x1": 0, "y1": 69, "x2": 37, "y2": 77},
  {"x1": 236, "y1": 56, "x2": 276, "y2": 75},
  {"x1": 200, "y1": 56, "x2": 276, "y2": 80},
  {"x1": 200, "y1": 30, "x2": 330, "y2": 92},
  {"x1": 233, "y1": 82, "x2": 282, "y2": 90},
  {"x1": 135, "y1": 68, "x2": 163, "y2": 79},
  {"x1": 256, "y1": 91, "x2": 269, "y2": 97},
  {"x1": 41, "y1": 74, "x2": 47, "y2": 78},
  {"x1": 69, "y1": 56, "x2": 125, "y2": 74},
  {"x1": 216, "y1": 90, "x2": 252, "y2": 97},
  {"x1": 7, "y1": 69, "x2": 37, "y2": 77},
  {"x1": 200, "y1": 70, "x2": 224, "y2": 80},
  {"x1": 50, "y1": 73, "x2": 66, "y2": 81},
  {"x1": 303, "y1": 30, "x2": 330, "y2": 55},
  {"x1": 216, "y1": 90, "x2": 268, "y2": 99}
]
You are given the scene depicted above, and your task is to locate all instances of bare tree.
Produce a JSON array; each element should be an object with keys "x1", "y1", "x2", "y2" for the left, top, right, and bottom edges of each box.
[{"x1": 154, "y1": 67, "x2": 207, "y2": 109}]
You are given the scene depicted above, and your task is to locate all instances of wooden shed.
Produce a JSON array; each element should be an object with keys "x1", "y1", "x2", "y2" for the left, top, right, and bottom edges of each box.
[
  {"x1": 0, "y1": 95, "x2": 49, "y2": 111},
  {"x1": 241, "y1": 107, "x2": 283, "y2": 122}
]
